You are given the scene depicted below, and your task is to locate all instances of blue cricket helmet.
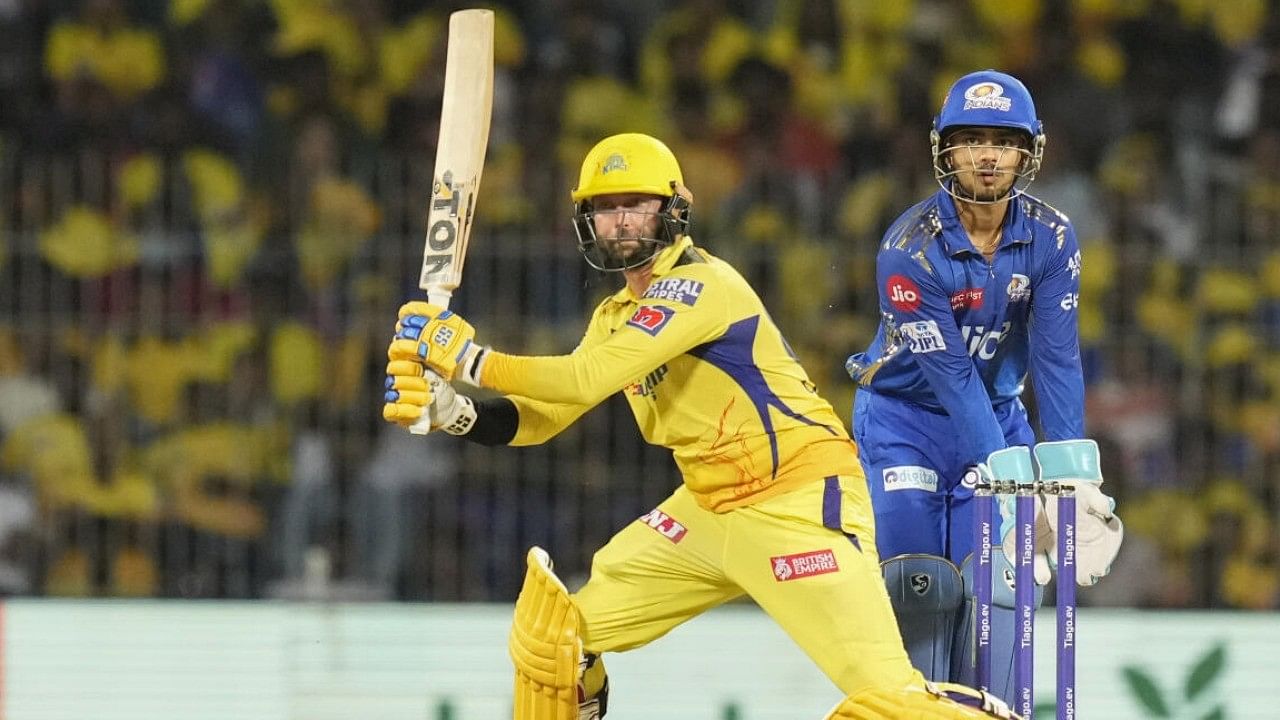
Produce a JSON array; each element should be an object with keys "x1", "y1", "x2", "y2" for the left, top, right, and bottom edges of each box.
[
  {"x1": 930, "y1": 69, "x2": 1046, "y2": 204},
  {"x1": 934, "y1": 69, "x2": 1043, "y2": 138}
]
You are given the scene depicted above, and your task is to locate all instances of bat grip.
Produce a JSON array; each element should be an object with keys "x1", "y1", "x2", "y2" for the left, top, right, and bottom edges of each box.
[
  {"x1": 427, "y1": 290, "x2": 453, "y2": 308},
  {"x1": 408, "y1": 289, "x2": 453, "y2": 435}
]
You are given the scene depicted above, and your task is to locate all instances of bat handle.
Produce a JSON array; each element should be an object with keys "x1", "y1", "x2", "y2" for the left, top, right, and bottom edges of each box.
[
  {"x1": 427, "y1": 290, "x2": 453, "y2": 308},
  {"x1": 408, "y1": 289, "x2": 454, "y2": 436}
]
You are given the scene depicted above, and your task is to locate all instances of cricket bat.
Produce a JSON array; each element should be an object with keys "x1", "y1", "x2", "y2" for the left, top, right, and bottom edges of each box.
[{"x1": 410, "y1": 8, "x2": 494, "y2": 435}]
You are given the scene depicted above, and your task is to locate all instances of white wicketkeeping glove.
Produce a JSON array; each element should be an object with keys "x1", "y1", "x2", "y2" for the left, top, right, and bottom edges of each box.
[
  {"x1": 987, "y1": 446, "x2": 1054, "y2": 586},
  {"x1": 1034, "y1": 439, "x2": 1124, "y2": 587}
]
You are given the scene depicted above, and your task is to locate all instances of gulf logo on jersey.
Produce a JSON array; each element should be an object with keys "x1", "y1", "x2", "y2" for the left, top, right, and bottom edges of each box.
[
  {"x1": 639, "y1": 508, "x2": 687, "y2": 543},
  {"x1": 771, "y1": 549, "x2": 840, "y2": 581},
  {"x1": 886, "y1": 274, "x2": 922, "y2": 313},
  {"x1": 626, "y1": 305, "x2": 676, "y2": 336}
]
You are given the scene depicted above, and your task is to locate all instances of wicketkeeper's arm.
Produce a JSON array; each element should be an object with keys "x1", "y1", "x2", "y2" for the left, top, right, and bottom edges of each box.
[
  {"x1": 876, "y1": 247, "x2": 1006, "y2": 463},
  {"x1": 1028, "y1": 220, "x2": 1085, "y2": 440}
]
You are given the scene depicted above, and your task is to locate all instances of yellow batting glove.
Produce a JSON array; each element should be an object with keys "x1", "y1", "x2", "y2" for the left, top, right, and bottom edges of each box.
[
  {"x1": 383, "y1": 359, "x2": 433, "y2": 426},
  {"x1": 387, "y1": 301, "x2": 488, "y2": 385}
]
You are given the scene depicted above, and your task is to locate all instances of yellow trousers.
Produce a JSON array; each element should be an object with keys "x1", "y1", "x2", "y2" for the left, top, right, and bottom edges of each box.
[{"x1": 572, "y1": 476, "x2": 916, "y2": 695}]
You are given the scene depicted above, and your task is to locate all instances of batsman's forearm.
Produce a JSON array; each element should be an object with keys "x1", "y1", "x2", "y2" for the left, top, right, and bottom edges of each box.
[
  {"x1": 479, "y1": 349, "x2": 634, "y2": 406},
  {"x1": 461, "y1": 397, "x2": 519, "y2": 446}
]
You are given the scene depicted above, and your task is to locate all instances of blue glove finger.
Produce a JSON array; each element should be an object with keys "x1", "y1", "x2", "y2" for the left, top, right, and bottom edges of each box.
[
  {"x1": 385, "y1": 390, "x2": 400, "y2": 402},
  {"x1": 402, "y1": 315, "x2": 429, "y2": 328},
  {"x1": 385, "y1": 376, "x2": 395, "y2": 389},
  {"x1": 397, "y1": 325, "x2": 423, "y2": 341}
]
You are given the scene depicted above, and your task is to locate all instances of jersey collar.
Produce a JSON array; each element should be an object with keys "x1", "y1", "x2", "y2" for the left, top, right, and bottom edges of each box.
[{"x1": 935, "y1": 191, "x2": 1033, "y2": 257}]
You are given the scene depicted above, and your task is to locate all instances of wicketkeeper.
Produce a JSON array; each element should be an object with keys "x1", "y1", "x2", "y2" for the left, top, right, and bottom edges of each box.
[{"x1": 846, "y1": 69, "x2": 1125, "y2": 706}]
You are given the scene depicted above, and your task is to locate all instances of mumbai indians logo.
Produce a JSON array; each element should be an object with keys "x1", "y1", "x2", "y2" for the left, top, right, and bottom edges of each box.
[
  {"x1": 1006, "y1": 274, "x2": 1031, "y2": 302},
  {"x1": 963, "y1": 82, "x2": 1012, "y2": 112},
  {"x1": 601, "y1": 153, "x2": 629, "y2": 174}
]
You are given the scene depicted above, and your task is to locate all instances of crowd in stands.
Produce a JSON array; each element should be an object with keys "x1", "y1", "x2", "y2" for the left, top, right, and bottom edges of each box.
[{"x1": 0, "y1": 0, "x2": 1278, "y2": 608}]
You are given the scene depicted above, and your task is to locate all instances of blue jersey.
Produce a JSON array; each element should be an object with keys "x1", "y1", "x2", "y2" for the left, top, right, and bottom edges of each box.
[{"x1": 846, "y1": 188, "x2": 1084, "y2": 465}]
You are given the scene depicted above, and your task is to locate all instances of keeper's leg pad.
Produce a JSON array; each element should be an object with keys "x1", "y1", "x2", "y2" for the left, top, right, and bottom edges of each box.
[
  {"x1": 822, "y1": 681, "x2": 1023, "y2": 720},
  {"x1": 881, "y1": 554, "x2": 965, "y2": 682},
  {"x1": 951, "y1": 548, "x2": 1044, "y2": 706},
  {"x1": 510, "y1": 547, "x2": 584, "y2": 720}
]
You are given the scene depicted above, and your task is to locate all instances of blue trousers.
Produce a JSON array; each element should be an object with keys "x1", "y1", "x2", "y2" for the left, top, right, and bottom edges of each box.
[{"x1": 852, "y1": 390, "x2": 1035, "y2": 564}]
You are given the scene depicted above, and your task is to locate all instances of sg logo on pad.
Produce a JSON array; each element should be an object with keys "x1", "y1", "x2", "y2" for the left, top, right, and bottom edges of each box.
[{"x1": 910, "y1": 572, "x2": 931, "y2": 596}]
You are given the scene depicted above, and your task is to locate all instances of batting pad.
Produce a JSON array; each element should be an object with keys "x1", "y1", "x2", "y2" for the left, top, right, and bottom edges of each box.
[
  {"x1": 509, "y1": 547, "x2": 583, "y2": 720},
  {"x1": 822, "y1": 680, "x2": 1022, "y2": 720},
  {"x1": 882, "y1": 554, "x2": 965, "y2": 682}
]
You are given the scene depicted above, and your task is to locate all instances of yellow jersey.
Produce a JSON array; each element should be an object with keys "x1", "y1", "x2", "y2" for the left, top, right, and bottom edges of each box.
[{"x1": 481, "y1": 237, "x2": 861, "y2": 512}]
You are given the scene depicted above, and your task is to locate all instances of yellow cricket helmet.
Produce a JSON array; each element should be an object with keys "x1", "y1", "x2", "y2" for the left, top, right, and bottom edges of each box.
[
  {"x1": 571, "y1": 133, "x2": 684, "y2": 203},
  {"x1": 570, "y1": 133, "x2": 694, "y2": 272}
]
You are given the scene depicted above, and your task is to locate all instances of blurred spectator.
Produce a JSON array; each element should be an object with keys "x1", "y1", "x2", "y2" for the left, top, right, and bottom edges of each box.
[
  {"x1": 268, "y1": 399, "x2": 338, "y2": 598},
  {"x1": 348, "y1": 425, "x2": 456, "y2": 599},
  {"x1": 180, "y1": 0, "x2": 268, "y2": 158}
]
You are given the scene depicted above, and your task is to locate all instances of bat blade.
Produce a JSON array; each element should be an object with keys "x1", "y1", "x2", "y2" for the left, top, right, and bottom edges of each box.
[
  {"x1": 419, "y1": 8, "x2": 494, "y2": 308},
  {"x1": 410, "y1": 8, "x2": 494, "y2": 436}
]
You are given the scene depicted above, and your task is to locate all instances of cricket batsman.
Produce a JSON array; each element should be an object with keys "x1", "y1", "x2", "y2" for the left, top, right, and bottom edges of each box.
[
  {"x1": 846, "y1": 70, "x2": 1125, "y2": 704},
  {"x1": 384, "y1": 133, "x2": 1023, "y2": 719}
]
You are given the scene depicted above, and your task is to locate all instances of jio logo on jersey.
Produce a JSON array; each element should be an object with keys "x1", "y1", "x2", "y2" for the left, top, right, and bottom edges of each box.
[{"x1": 886, "y1": 274, "x2": 922, "y2": 312}]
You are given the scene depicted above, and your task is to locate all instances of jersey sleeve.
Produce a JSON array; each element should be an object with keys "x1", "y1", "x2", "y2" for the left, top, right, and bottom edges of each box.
[
  {"x1": 1029, "y1": 221, "x2": 1085, "y2": 440},
  {"x1": 506, "y1": 395, "x2": 594, "y2": 446},
  {"x1": 479, "y1": 265, "x2": 731, "y2": 407},
  {"x1": 877, "y1": 246, "x2": 1006, "y2": 463}
]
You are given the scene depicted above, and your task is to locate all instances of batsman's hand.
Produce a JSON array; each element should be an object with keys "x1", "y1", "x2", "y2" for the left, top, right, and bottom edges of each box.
[
  {"x1": 383, "y1": 359, "x2": 434, "y2": 427},
  {"x1": 383, "y1": 361, "x2": 477, "y2": 435},
  {"x1": 387, "y1": 301, "x2": 488, "y2": 386}
]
